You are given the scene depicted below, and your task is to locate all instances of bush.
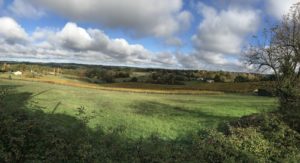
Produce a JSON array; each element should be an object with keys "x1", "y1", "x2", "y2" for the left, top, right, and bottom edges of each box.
[
  {"x1": 130, "y1": 77, "x2": 138, "y2": 82},
  {"x1": 234, "y1": 75, "x2": 250, "y2": 83},
  {"x1": 214, "y1": 75, "x2": 225, "y2": 82},
  {"x1": 257, "y1": 89, "x2": 274, "y2": 96},
  {"x1": 227, "y1": 113, "x2": 300, "y2": 161}
]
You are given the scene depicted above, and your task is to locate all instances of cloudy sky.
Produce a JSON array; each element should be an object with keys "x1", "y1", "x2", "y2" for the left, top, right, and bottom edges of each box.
[{"x1": 0, "y1": 0, "x2": 298, "y2": 71}]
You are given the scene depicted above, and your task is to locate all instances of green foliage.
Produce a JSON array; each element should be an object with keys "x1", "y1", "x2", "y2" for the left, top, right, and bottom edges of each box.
[
  {"x1": 147, "y1": 72, "x2": 186, "y2": 85},
  {"x1": 84, "y1": 69, "x2": 131, "y2": 83},
  {"x1": 246, "y1": 3, "x2": 300, "y2": 115},
  {"x1": 227, "y1": 113, "x2": 300, "y2": 161},
  {"x1": 130, "y1": 76, "x2": 138, "y2": 82},
  {"x1": 234, "y1": 75, "x2": 250, "y2": 83},
  {"x1": 280, "y1": 96, "x2": 300, "y2": 132},
  {"x1": 214, "y1": 74, "x2": 225, "y2": 82},
  {"x1": 257, "y1": 88, "x2": 274, "y2": 97},
  {"x1": 76, "y1": 106, "x2": 95, "y2": 124}
]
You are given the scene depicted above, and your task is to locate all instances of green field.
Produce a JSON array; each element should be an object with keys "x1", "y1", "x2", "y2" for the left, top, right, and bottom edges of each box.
[{"x1": 1, "y1": 79, "x2": 277, "y2": 139}]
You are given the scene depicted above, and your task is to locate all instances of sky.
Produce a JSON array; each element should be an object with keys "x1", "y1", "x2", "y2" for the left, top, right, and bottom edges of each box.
[{"x1": 0, "y1": 0, "x2": 298, "y2": 71}]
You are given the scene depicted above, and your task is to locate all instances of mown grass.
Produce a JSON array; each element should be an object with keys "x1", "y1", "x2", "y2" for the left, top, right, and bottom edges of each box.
[
  {"x1": 0, "y1": 79, "x2": 277, "y2": 139},
  {"x1": 102, "y1": 81, "x2": 266, "y2": 93}
]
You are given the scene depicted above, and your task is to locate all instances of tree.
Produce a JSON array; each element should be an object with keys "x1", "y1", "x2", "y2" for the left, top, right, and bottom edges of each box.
[
  {"x1": 214, "y1": 74, "x2": 224, "y2": 82},
  {"x1": 234, "y1": 75, "x2": 249, "y2": 83},
  {"x1": 246, "y1": 3, "x2": 300, "y2": 111}
]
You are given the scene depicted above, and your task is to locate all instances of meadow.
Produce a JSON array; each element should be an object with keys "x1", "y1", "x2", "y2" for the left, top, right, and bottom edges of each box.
[{"x1": 0, "y1": 78, "x2": 277, "y2": 139}]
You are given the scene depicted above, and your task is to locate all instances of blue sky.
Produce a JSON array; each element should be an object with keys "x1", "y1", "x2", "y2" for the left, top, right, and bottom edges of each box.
[{"x1": 0, "y1": 0, "x2": 298, "y2": 71}]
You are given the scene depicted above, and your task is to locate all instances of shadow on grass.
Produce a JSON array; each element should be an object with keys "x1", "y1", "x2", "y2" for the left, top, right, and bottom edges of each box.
[{"x1": 132, "y1": 101, "x2": 235, "y2": 122}]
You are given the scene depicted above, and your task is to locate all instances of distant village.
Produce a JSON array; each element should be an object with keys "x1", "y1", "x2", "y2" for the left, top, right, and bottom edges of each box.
[
  {"x1": 1, "y1": 63, "x2": 63, "y2": 78},
  {"x1": 0, "y1": 62, "x2": 271, "y2": 85}
]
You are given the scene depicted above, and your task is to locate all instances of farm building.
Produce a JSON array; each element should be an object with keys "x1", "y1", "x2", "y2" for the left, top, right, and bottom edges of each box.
[
  {"x1": 197, "y1": 77, "x2": 204, "y2": 81},
  {"x1": 13, "y1": 71, "x2": 22, "y2": 76},
  {"x1": 206, "y1": 80, "x2": 214, "y2": 83}
]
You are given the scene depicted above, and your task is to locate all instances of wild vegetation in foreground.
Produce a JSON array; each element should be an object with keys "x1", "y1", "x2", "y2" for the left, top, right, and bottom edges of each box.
[{"x1": 1, "y1": 83, "x2": 299, "y2": 162}]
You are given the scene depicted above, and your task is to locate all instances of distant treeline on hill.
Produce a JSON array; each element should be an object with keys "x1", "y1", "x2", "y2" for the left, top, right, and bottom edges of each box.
[{"x1": 0, "y1": 61, "x2": 275, "y2": 85}]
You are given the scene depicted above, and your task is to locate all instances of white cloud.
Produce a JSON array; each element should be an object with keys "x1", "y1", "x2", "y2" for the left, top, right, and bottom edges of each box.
[
  {"x1": 189, "y1": 3, "x2": 260, "y2": 70},
  {"x1": 48, "y1": 22, "x2": 151, "y2": 62},
  {"x1": 56, "y1": 23, "x2": 94, "y2": 51},
  {"x1": 0, "y1": 17, "x2": 28, "y2": 44},
  {"x1": 193, "y1": 3, "x2": 259, "y2": 55},
  {"x1": 1, "y1": 0, "x2": 272, "y2": 71},
  {"x1": 151, "y1": 52, "x2": 178, "y2": 66},
  {"x1": 177, "y1": 11, "x2": 193, "y2": 31},
  {"x1": 31, "y1": 27, "x2": 57, "y2": 42},
  {"x1": 0, "y1": 15, "x2": 257, "y2": 71},
  {"x1": 9, "y1": 0, "x2": 45, "y2": 18},
  {"x1": 266, "y1": 0, "x2": 299, "y2": 19},
  {"x1": 0, "y1": 17, "x2": 158, "y2": 67},
  {"x1": 25, "y1": 0, "x2": 191, "y2": 42},
  {"x1": 176, "y1": 53, "x2": 201, "y2": 69}
]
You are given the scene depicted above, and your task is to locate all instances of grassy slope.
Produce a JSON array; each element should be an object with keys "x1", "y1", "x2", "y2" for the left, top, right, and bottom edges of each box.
[
  {"x1": 102, "y1": 81, "x2": 263, "y2": 93},
  {"x1": 0, "y1": 79, "x2": 277, "y2": 139},
  {"x1": 0, "y1": 73, "x2": 269, "y2": 94},
  {"x1": 0, "y1": 74, "x2": 224, "y2": 95}
]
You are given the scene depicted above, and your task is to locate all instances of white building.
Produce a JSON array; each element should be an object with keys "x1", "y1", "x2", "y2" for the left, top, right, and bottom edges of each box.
[
  {"x1": 197, "y1": 77, "x2": 204, "y2": 81},
  {"x1": 206, "y1": 80, "x2": 214, "y2": 83},
  {"x1": 13, "y1": 71, "x2": 22, "y2": 76}
]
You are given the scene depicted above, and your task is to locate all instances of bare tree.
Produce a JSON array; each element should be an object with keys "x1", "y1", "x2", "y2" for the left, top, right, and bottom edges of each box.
[{"x1": 246, "y1": 3, "x2": 300, "y2": 111}]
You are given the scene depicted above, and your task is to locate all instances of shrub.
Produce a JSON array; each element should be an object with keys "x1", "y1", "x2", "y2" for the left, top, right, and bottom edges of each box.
[
  {"x1": 257, "y1": 89, "x2": 274, "y2": 96},
  {"x1": 130, "y1": 77, "x2": 138, "y2": 82},
  {"x1": 234, "y1": 75, "x2": 250, "y2": 83}
]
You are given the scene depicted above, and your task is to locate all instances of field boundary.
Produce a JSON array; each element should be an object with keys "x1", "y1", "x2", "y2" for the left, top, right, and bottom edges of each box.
[{"x1": 0, "y1": 78, "x2": 224, "y2": 95}]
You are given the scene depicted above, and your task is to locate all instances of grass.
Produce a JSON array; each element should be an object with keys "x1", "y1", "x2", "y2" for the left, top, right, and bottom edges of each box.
[
  {"x1": 0, "y1": 78, "x2": 277, "y2": 139},
  {"x1": 102, "y1": 81, "x2": 263, "y2": 93},
  {"x1": 0, "y1": 73, "x2": 224, "y2": 95},
  {"x1": 0, "y1": 72, "x2": 270, "y2": 94}
]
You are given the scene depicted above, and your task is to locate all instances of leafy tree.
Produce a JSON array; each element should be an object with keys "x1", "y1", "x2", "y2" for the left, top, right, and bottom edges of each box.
[
  {"x1": 234, "y1": 75, "x2": 249, "y2": 83},
  {"x1": 101, "y1": 70, "x2": 115, "y2": 83},
  {"x1": 214, "y1": 74, "x2": 224, "y2": 82},
  {"x1": 246, "y1": 3, "x2": 300, "y2": 112},
  {"x1": 130, "y1": 77, "x2": 138, "y2": 82}
]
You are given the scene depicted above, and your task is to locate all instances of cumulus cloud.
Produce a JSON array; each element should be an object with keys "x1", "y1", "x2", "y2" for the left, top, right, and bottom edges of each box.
[
  {"x1": 193, "y1": 3, "x2": 259, "y2": 55},
  {"x1": 0, "y1": 17, "x2": 28, "y2": 44},
  {"x1": 188, "y1": 3, "x2": 260, "y2": 71},
  {"x1": 0, "y1": 17, "x2": 175, "y2": 67},
  {"x1": 1, "y1": 0, "x2": 279, "y2": 71},
  {"x1": 266, "y1": 0, "x2": 299, "y2": 19},
  {"x1": 8, "y1": 0, "x2": 45, "y2": 18},
  {"x1": 151, "y1": 52, "x2": 178, "y2": 66},
  {"x1": 176, "y1": 53, "x2": 201, "y2": 69},
  {"x1": 55, "y1": 23, "x2": 94, "y2": 51},
  {"x1": 23, "y1": 0, "x2": 191, "y2": 44},
  {"x1": 50, "y1": 22, "x2": 151, "y2": 62},
  {"x1": 0, "y1": 14, "x2": 258, "y2": 71}
]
